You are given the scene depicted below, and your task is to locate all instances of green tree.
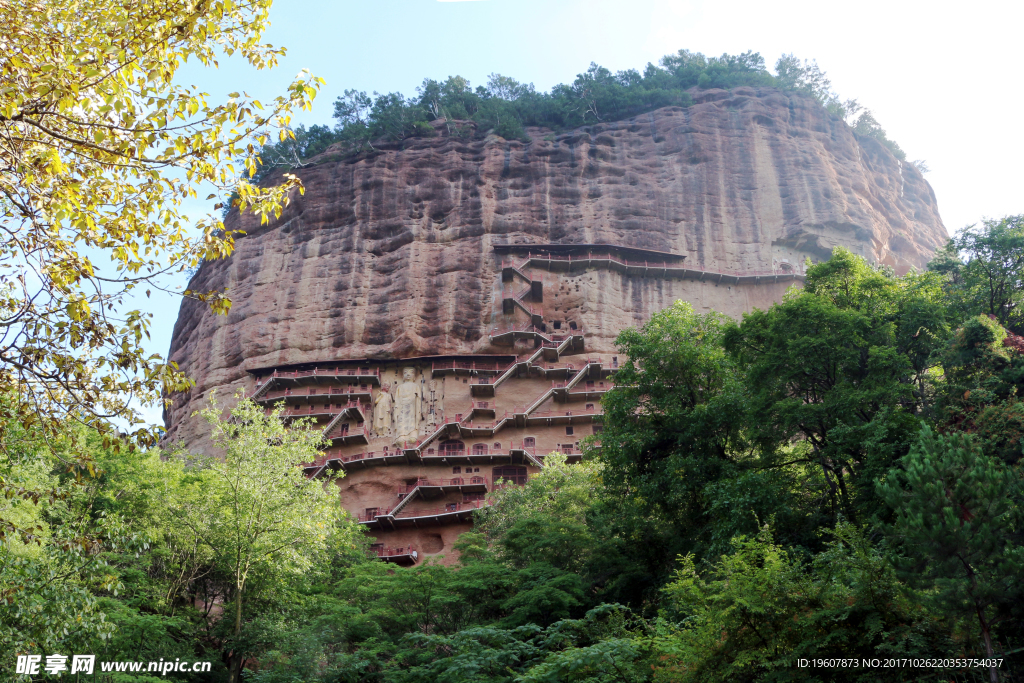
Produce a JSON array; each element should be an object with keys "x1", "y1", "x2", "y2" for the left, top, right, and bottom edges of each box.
[
  {"x1": 478, "y1": 454, "x2": 602, "y2": 575},
  {"x1": 487, "y1": 73, "x2": 535, "y2": 101},
  {"x1": 724, "y1": 249, "x2": 948, "y2": 522},
  {"x1": 654, "y1": 524, "x2": 949, "y2": 683},
  {"x1": 930, "y1": 216, "x2": 1024, "y2": 333},
  {"x1": 773, "y1": 53, "x2": 860, "y2": 120},
  {"x1": 167, "y1": 395, "x2": 349, "y2": 683},
  {"x1": 312, "y1": 49, "x2": 899, "y2": 163},
  {"x1": 878, "y1": 426, "x2": 1023, "y2": 681},
  {"x1": 595, "y1": 302, "x2": 751, "y2": 601},
  {"x1": 0, "y1": 416, "x2": 175, "y2": 671},
  {"x1": 392, "y1": 604, "x2": 652, "y2": 683},
  {"x1": 0, "y1": 0, "x2": 321, "y2": 544},
  {"x1": 250, "y1": 124, "x2": 345, "y2": 183},
  {"x1": 936, "y1": 315, "x2": 1024, "y2": 463}
]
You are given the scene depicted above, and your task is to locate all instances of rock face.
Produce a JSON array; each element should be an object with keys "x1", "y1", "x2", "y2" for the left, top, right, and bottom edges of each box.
[{"x1": 164, "y1": 86, "x2": 947, "y2": 449}]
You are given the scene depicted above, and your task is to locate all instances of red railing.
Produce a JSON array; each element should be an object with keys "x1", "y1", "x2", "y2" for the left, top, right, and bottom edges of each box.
[
  {"x1": 402, "y1": 411, "x2": 515, "y2": 449},
  {"x1": 501, "y1": 259, "x2": 534, "y2": 275},
  {"x1": 268, "y1": 399, "x2": 364, "y2": 415},
  {"x1": 327, "y1": 425, "x2": 370, "y2": 441},
  {"x1": 357, "y1": 507, "x2": 393, "y2": 522},
  {"x1": 421, "y1": 440, "x2": 540, "y2": 456},
  {"x1": 430, "y1": 360, "x2": 504, "y2": 373},
  {"x1": 260, "y1": 387, "x2": 371, "y2": 402},
  {"x1": 303, "y1": 447, "x2": 409, "y2": 469},
  {"x1": 256, "y1": 367, "x2": 380, "y2": 385},
  {"x1": 537, "y1": 362, "x2": 578, "y2": 371},
  {"x1": 394, "y1": 498, "x2": 492, "y2": 519},
  {"x1": 333, "y1": 449, "x2": 397, "y2": 463},
  {"x1": 501, "y1": 261, "x2": 543, "y2": 281},
  {"x1": 490, "y1": 322, "x2": 543, "y2": 336},
  {"x1": 502, "y1": 284, "x2": 535, "y2": 302},
  {"x1": 552, "y1": 379, "x2": 610, "y2": 390},
  {"x1": 510, "y1": 440, "x2": 538, "y2": 456},
  {"x1": 338, "y1": 450, "x2": 377, "y2": 463},
  {"x1": 501, "y1": 289, "x2": 541, "y2": 315},
  {"x1": 569, "y1": 384, "x2": 609, "y2": 393},
  {"x1": 309, "y1": 439, "x2": 555, "y2": 471},
  {"x1": 373, "y1": 545, "x2": 416, "y2": 559},
  {"x1": 488, "y1": 323, "x2": 584, "y2": 344},
  {"x1": 398, "y1": 476, "x2": 489, "y2": 494},
  {"x1": 419, "y1": 440, "x2": 537, "y2": 458},
  {"x1": 458, "y1": 411, "x2": 515, "y2": 431},
  {"x1": 528, "y1": 409, "x2": 598, "y2": 419}
]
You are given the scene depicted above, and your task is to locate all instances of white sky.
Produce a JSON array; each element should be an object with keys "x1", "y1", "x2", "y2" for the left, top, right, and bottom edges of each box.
[{"x1": 138, "y1": 0, "x2": 1024, "y2": 424}]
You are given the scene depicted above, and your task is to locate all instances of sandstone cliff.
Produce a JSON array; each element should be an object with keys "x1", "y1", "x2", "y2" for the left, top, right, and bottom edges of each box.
[{"x1": 164, "y1": 86, "x2": 948, "y2": 448}]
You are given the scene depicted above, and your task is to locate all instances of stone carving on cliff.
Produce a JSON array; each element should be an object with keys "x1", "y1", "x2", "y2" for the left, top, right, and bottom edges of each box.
[
  {"x1": 393, "y1": 367, "x2": 421, "y2": 444},
  {"x1": 372, "y1": 382, "x2": 393, "y2": 437}
]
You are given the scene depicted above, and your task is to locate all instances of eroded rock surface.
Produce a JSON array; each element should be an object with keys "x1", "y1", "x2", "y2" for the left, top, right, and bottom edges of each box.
[{"x1": 165, "y1": 87, "x2": 947, "y2": 448}]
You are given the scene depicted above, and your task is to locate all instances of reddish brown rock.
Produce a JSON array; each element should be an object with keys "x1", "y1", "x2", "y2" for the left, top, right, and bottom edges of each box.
[{"x1": 164, "y1": 87, "x2": 947, "y2": 449}]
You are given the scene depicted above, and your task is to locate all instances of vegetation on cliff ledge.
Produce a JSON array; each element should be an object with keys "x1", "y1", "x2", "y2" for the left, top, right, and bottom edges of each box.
[{"x1": 251, "y1": 50, "x2": 908, "y2": 183}]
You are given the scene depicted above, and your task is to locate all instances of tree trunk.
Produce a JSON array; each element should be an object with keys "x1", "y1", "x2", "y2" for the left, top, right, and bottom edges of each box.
[
  {"x1": 834, "y1": 467, "x2": 857, "y2": 524},
  {"x1": 226, "y1": 586, "x2": 244, "y2": 683},
  {"x1": 976, "y1": 603, "x2": 998, "y2": 683}
]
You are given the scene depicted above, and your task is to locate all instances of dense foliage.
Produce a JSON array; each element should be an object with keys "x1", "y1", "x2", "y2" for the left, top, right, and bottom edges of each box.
[
  {"x1": 5, "y1": 219, "x2": 1024, "y2": 682},
  {"x1": 250, "y1": 50, "x2": 906, "y2": 183},
  {"x1": 0, "y1": 0, "x2": 319, "y2": 554}
]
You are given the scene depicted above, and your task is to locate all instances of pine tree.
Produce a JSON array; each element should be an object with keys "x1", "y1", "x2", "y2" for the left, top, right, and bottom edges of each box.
[{"x1": 878, "y1": 426, "x2": 1024, "y2": 683}]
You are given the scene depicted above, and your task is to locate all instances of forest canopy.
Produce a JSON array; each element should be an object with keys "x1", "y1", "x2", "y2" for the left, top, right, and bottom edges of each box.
[
  {"x1": 250, "y1": 49, "x2": 907, "y2": 183},
  {"x1": 5, "y1": 223, "x2": 1024, "y2": 682}
]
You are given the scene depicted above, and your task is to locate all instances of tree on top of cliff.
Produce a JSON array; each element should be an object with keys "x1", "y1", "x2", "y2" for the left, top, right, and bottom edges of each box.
[
  {"x1": 0, "y1": 0, "x2": 321, "y2": 542},
  {"x1": 251, "y1": 49, "x2": 908, "y2": 181}
]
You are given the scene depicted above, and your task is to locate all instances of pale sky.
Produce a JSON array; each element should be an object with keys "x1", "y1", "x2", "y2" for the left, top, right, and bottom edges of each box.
[{"x1": 139, "y1": 0, "x2": 1024, "y2": 424}]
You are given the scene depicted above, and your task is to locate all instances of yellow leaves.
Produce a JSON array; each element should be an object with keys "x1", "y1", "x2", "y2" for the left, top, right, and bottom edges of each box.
[
  {"x1": 0, "y1": 0, "x2": 317, "y2": 450},
  {"x1": 44, "y1": 149, "x2": 66, "y2": 176},
  {"x1": 65, "y1": 297, "x2": 90, "y2": 322}
]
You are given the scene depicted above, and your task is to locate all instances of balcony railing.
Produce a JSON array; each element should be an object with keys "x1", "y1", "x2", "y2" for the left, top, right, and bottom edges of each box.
[
  {"x1": 255, "y1": 367, "x2": 380, "y2": 386},
  {"x1": 373, "y1": 545, "x2": 417, "y2": 559},
  {"x1": 326, "y1": 424, "x2": 371, "y2": 441},
  {"x1": 397, "y1": 476, "x2": 489, "y2": 494},
  {"x1": 430, "y1": 360, "x2": 507, "y2": 374},
  {"x1": 266, "y1": 399, "x2": 364, "y2": 416},
  {"x1": 357, "y1": 507, "x2": 392, "y2": 522},
  {"x1": 420, "y1": 440, "x2": 537, "y2": 458},
  {"x1": 394, "y1": 498, "x2": 492, "y2": 519},
  {"x1": 258, "y1": 386, "x2": 371, "y2": 403},
  {"x1": 489, "y1": 322, "x2": 570, "y2": 337},
  {"x1": 527, "y1": 406, "x2": 603, "y2": 418}
]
